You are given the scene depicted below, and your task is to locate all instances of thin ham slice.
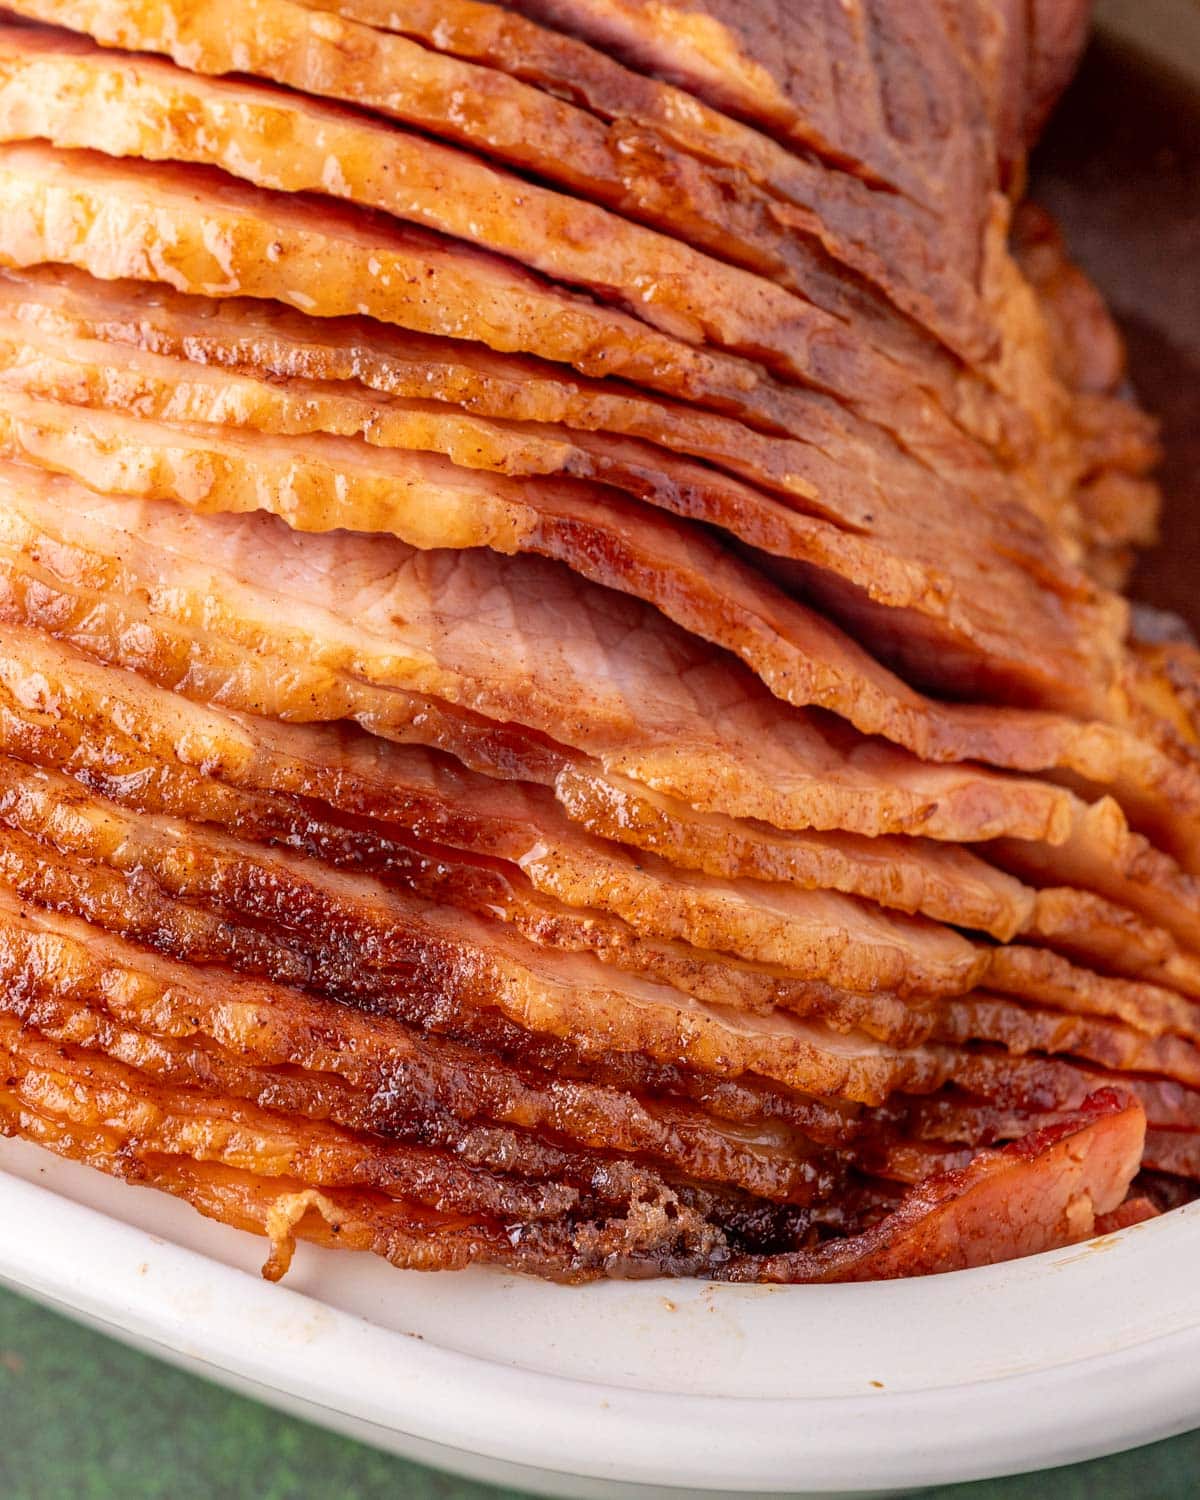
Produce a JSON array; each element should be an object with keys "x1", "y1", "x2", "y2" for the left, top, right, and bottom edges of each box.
[
  {"x1": 0, "y1": 26, "x2": 920, "y2": 392},
  {"x1": 990, "y1": 800, "x2": 1200, "y2": 951},
  {"x1": 0, "y1": 464, "x2": 1088, "y2": 846},
  {"x1": 279, "y1": 0, "x2": 990, "y2": 359},
  {"x1": 984, "y1": 947, "x2": 1200, "y2": 1045},
  {"x1": 1024, "y1": 887, "x2": 1200, "y2": 1000},
  {"x1": 0, "y1": 1008, "x2": 1145, "y2": 1280},
  {"x1": 0, "y1": 884, "x2": 846, "y2": 1200},
  {"x1": 0, "y1": 265, "x2": 1064, "y2": 580},
  {"x1": 0, "y1": 1023, "x2": 631, "y2": 1279},
  {"x1": 0, "y1": 387, "x2": 1145, "y2": 776},
  {"x1": 0, "y1": 142, "x2": 811, "y2": 430},
  {"x1": 761, "y1": 1092, "x2": 1144, "y2": 1281},
  {"x1": 12, "y1": 626, "x2": 1198, "y2": 1022},
  {"x1": 0, "y1": 749, "x2": 984, "y2": 1001},
  {"x1": 0, "y1": 267, "x2": 1127, "y2": 714},
  {"x1": 0, "y1": 623, "x2": 1035, "y2": 941}
]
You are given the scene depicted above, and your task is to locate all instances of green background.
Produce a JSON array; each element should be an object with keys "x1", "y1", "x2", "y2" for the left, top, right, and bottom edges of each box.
[{"x1": 0, "y1": 1286, "x2": 1194, "y2": 1500}]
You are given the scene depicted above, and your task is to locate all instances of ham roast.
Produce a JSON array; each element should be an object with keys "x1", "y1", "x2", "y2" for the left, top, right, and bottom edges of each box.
[{"x1": 0, "y1": 0, "x2": 1192, "y2": 1283}]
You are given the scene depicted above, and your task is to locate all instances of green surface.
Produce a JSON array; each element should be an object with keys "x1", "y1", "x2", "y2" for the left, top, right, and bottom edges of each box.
[{"x1": 0, "y1": 1286, "x2": 1194, "y2": 1500}]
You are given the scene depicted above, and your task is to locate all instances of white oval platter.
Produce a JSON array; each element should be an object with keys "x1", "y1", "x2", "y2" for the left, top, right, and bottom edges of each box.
[{"x1": 1, "y1": 1137, "x2": 1199, "y2": 1499}]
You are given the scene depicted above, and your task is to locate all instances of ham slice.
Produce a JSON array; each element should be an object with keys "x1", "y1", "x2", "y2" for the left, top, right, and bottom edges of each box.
[
  {"x1": 0, "y1": 389, "x2": 1071, "y2": 756},
  {"x1": 0, "y1": 892, "x2": 840, "y2": 1203},
  {"x1": 990, "y1": 800, "x2": 1200, "y2": 952},
  {"x1": 0, "y1": 265, "x2": 1061, "y2": 575},
  {"x1": 0, "y1": 465, "x2": 1092, "y2": 845},
  {"x1": 279, "y1": 0, "x2": 989, "y2": 359},
  {"x1": 766, "y1": 1092, "x2": 1145, "y2": 1281},
  {"x1": 10, "y1": 751, "x2": 1195, "y2": 1095},
  {"x1": 1025, "y1": 887, "x2": 1200, "y2": 1000},
  {"x1": 0, "y1": 26, "x2": 916, "y2": 391},
  {"x1": 0, "y1": 2, "x2": 1184, "y2": 1277},
  {"x1": 0, "y1": 388, "x2": 1137, "y2": 770},
  {"x1": 0, "y1": 21, "x2": 998, "y2": 397},
  {"x1": 5, "y1": 408, "x2": 1197, "y2": 856},
  {"x1": 11, "y1": 471, "x2": 1200, "y2": 920},
  {"x1": 1143, "y1": 1131, "x2": 1200, "y2": 1182},
  {"x1": 0, "y1": 623, "x2": 1035, "y2": 941},
  {"x1": 0, "y1": 266, "x2": 1127, "y2": 714},
  {"x1": 0, "y1": 749, "x2": 985, "y2": 1002},
  {"x1": 984, "y1": 947, "x2": 1200, "y2": 1045},
  {"x1": 0, "y1": 142, "x2": 810, "y2": 429}
]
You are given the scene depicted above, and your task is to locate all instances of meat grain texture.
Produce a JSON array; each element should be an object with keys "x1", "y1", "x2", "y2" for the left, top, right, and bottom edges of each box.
[{"x1": 0, "y1": 0, "x2": 1192, "y2": 1283}]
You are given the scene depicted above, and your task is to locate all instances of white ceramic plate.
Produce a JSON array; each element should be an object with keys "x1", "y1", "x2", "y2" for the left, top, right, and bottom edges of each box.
[{"x1": 2, "y1": 1136, "x2": 1199, "y2": 1499}]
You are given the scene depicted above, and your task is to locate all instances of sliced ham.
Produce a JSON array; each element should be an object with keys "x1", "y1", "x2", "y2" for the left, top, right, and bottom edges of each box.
[
  {"x1": 0, "y1": 388, "x2": 1141, "y2": 774},
  {"x1": 1143, "y1": 1131, "x2": 1200, "y2": 1182},
  {"x1": 0, "y1": 265, "x2": 1065, "y2": 580},
  {"x1": 0, "y1": 127, "x2": 1080, "y2": 524},
  {"x1": 0, "y1": 623, "x2": 1035, "y2": 941},
  {"x1": 0, "y1": 1007, "x2": 1145, "y2": 1280},
  {"x1": 984, "y1": 947, "x2": 1200, "y2": 1045},
  {"x1": 0, "y1": 1, "x2": 999, "y2": 374},
  {"x1": 0, "y1": 142, "x2": 811, "y2": 429},
  {"x1": 8, "y1": 408, "x2": 1199, "y2": 857},
  {"x1": 0, "y1": 465, "x2": 1086, "y2": 845},
  {"x1": 0, "y1": 749, "x2": 985, "y2": 1001},
  {"x1": 278, "y1": 0, "x2": 989, "y2": 359},
  {"x1": 0, "y1": 2, "x2": 1185, "y2": 1277},
  {"x1": 1025, "y1": 886, "x2": 1200, "y2": 1000},
  {"x1": 0, "y1": 267, "x2": 1128, "y2": 713},
  {"x1": 936, "y1": 997, "x2": 1200, "y2": 1091},
  {"x1": 990, "y1": 798, "x2": 1200, "y2": 949},
  {"x1": 0, "y1": 26, "x2": 919, "y2": 390},
  {"x1": 0, "y1": 804, "x2": 958, "y2": 1105},
  {"x1": 0, "y1": 1022, "x2": 650, "y2": 1279},
  {"x1": 784, "y1": 1092, "x2": 1144, "y2": 1279},
  {"x1": 497, "y1": 0, "x2": 990, "y2": 218},
  {"x1": 14, "y1": 625, "x2": 1197, "y2": 1017},
  {"x1": 0, "y1": 893, "x2": 839, "y2": 1203}
]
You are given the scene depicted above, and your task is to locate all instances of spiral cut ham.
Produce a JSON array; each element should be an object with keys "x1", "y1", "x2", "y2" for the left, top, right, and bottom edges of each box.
[{"x1": 0, "y1": 0, "x2": 1191, "y2": 1283}]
